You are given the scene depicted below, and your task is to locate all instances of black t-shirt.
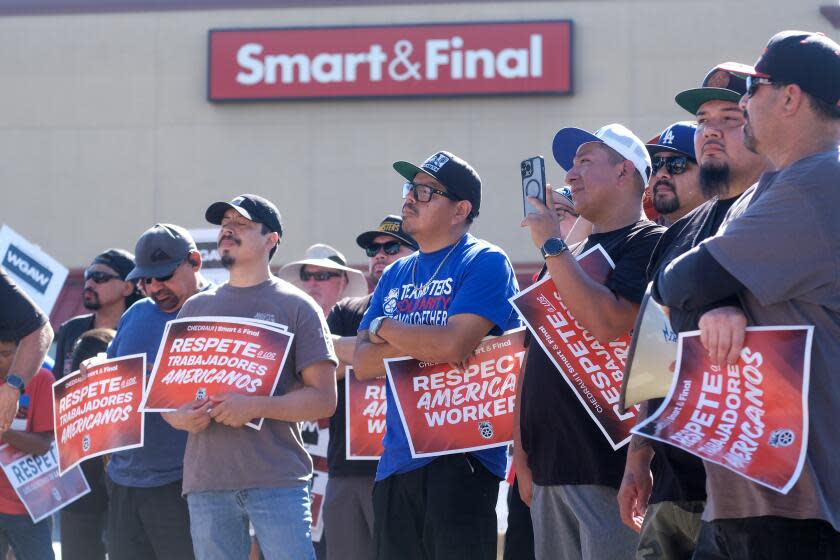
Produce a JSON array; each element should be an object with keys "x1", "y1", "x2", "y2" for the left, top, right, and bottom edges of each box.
[
  {"x1": 520, "y1": 220, "x2": 664, "y2": 487},
  {"x1": 326, "y1": 294, "x2": 378, "y2": 477},
  {"x1": 53, "y1": 314, "x2": 95, "y2": 380},
  {"x1": 0, "y1": 268, "x2": 48, "y2": 342},
  {"x1": 645, "y1": 196, "x2": 738, "y2": 504}
]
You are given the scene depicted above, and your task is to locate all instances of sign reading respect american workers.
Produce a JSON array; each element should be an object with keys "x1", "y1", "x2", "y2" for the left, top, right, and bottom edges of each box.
[
  {"x1": 385, "y1": 328, "x2": 526, "y2": 458},
  {"x1": 141, "y1": 317, "x2": 293, "y2": 430},
  {"x1": 633, "y1": 327, "x2": 813, "y2": 494},
  {"x1": 52, "y1": 354, "x2": 146, "y2": 475},
  {"x1": 208, "y1": 21, "x2": 572, "y2": 101},
  {"x1": 345, "y1": 366, "x2": 386, "y2": 460},
  {"x1": 0, "y1": 442, "x2": 90, "y2": 523},
  {"x1": 510, "y1": 245, "x2": 637, "y2": 450}
]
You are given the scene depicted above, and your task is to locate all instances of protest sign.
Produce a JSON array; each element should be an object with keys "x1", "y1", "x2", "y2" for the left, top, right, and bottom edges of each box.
[
  {"x1": 633, "y1": 327, "x2": 813, "y2": 494},
  {"x1": 188, "y1": 228, "x2": 230, "y2": 286},
  {"x1": 345, "y1": 366, "x2": 386, "y2": 460},
  {"x1": 52, "y1": 354, "x2": 145, "y2": 474},
  {"x1": 510, "y1": 245, "x2": 637, "y2": 450},
  {"x1": 0, "y1": 442, "x2": 90, "y2": 522},
  {"x1": 619, "y1": 286, "x2": 678, "y2": 411},
  {"x1": 302, "y1": 418, "x2": 330, "y2": 459},
  {"x1": 311, "y1": 456, "x2": 328, "y2": 543},
  {"x1": 141, "y1": 317, "x2": 293, "y2": 429},
  {"x1": 385, "y1": 328, "x2": 526, "y2": 458},
  {"x1": 0, "y1": 224, "x2": 68, "y2": 315}
]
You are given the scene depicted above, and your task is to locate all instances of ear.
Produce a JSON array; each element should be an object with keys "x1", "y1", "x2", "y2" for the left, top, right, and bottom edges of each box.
[
  {"x1": 187, "y1": 250, "x2": 202, "y2": 270},
  {"x1": 120, "y1": 280, "x2": 135, "y2": 297},
  {"x1": 452, "y1": 200, "x2": 472, "y2": 224},
  {"x1": 782, "y1": 83, "x2": 805, "y2": 116},
  {"x1": 266, "y1": 232, "x2": 280, "y2": 252}
]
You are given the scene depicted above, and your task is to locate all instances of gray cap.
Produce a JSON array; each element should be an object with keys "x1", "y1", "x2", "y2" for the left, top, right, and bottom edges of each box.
[{"x1": 126, "y1": 224, "x2": 197, "y2": 281}]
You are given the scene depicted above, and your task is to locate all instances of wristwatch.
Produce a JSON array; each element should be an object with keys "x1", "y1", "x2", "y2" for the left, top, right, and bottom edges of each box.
[
  {"x1": 369, "y1": 316, "x2": 386, "y2": 339},
  {"x1": 541, "y1": 237, "x2": 568, "y2": 259},
  {"x1": 4, "y1": 375, "x2": 24, "y2": 393}
]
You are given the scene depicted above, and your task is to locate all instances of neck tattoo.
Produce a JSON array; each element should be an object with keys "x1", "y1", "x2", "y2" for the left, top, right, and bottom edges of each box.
[{"x1": 411, "y1": 235, "x2": 465, "y2": 297}]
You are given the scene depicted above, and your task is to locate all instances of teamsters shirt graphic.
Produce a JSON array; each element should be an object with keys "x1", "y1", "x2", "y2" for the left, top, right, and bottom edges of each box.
[{"x1": 360, "y1": 233, "x2": 520, "y2": 480}]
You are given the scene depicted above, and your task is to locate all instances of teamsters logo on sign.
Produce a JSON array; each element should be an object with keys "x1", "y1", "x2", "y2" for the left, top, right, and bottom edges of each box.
[{"x1": 208, "y1": 21, "x2": 572, "y2": 101}]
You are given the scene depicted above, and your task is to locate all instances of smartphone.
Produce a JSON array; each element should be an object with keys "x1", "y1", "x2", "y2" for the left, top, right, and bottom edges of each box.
[{"x1": 521, "y1": 156, "x2": 547, "y2": 217}]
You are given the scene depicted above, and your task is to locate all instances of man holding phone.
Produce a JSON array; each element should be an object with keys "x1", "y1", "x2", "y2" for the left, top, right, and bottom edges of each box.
[
  {"x1": 516, "y1": 124, "x2": 664, "y2": 559},
  {"x1": 354, "y1": 151, "x2": 520, "y2": 560}
]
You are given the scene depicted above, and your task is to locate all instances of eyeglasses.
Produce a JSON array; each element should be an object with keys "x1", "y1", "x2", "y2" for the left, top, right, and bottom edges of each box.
[
  {"x1": 365, "y1": 241, "x2": 404, "y2": 258},
  {"x1": 84, "y1": 270, "x2": 121, "y2": 284},
  {"x1": 651, "y1": 156, "x2": 691, "y2": 176},
  {"x1": 142, "y1": 260, "x2": 186, "y2": 285},
  {"x1": 300, "y1": 270, "x2": 343, "y2": 282},
  {"x1": 746, "y1": 76, "x2": 774, "y2": 97},
  {"x1": 402, "y1": 182, "x2": 457, "y2": 203}
]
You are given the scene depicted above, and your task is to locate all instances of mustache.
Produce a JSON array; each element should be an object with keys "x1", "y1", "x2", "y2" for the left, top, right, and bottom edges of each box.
[
  {"x1": 653, "y1": 179, "x2": 675, "y2": 194},
  {"x1": 219, "y1": 231, "x2": 242, "y2": 246},
  {"x1": 402, "y1": 203, "x2": 417, "y2": 215}
]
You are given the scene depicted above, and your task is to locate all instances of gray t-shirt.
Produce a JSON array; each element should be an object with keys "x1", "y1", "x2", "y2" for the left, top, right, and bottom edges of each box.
[
  {"x1": 176, "y1": 276, "x2": 337, "y2": 494},
  {"x1": 702, "y1": 149, "x2": 840, "y2": 530}
]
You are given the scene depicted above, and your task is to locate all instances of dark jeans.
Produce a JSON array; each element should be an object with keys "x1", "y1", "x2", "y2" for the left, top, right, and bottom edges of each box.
[
  {"x1": 693, "y1": 517, "x2": 840, "y2": 560},
  {"x1": 503, "y1": 476, "x2": 535, "y2": 560},
  {"x1": 372, "y1": 454, "x2": 500, "y2": 560},
  {"x1": 60, "y1": 509, "x2": 107, "y2": 560},
  {"x1": 107, "y1": 480, "x2": 195, "y2": 560},
  {"x1": 0, "y1": 512, "x2": 54, "y2": 560}
]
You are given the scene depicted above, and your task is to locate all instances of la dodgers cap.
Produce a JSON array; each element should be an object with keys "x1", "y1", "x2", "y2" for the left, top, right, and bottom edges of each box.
[
  {"x1": 393, "y1": 151, "x2": 482, "y2": 218},
  {"x1": 552, "y1": 123, "x2": 652, "y2": 184},
  {"x1": 645, "y1": 121, "x2": 698, "y2": 160}
]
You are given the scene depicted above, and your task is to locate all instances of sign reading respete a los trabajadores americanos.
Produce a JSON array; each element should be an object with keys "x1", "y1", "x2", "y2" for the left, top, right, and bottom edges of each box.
[{"x1": 208, "y1": 21, "x2": 572, "y2": 101}]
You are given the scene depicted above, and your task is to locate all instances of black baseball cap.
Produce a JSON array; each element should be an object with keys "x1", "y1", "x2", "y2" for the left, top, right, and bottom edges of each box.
[
  {"x1": 718, "y1": 30, "x2": 840, "y2": 106},
  {"x1": 126, "y1": 224, "x2": 197, "y2": 281},
  {"x1": 90, "y1": 249, "x2": 135, "y2": 280},
  {"x1": 205, "y1": 194, "x2": 283, "y2": 236},
  {"x1": 393, "y1": 151, "x2": 482, "y2": 219},
  {"x1": 356, "y1": 215, "x2": 419, "y2": 250},
  {"x1": 675, "y1": 63, "x2": 748, "y2": 115}
]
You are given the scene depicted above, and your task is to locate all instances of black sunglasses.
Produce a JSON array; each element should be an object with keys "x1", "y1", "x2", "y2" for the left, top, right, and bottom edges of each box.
[
  {"x1": 142, "y1": 260, "x2": 187, "y2": 285},
  {"x1": 746, "y1": 76, "x2": 774, "y2": 97},
  {"x1": 651, "y1": 155, "x2": 691, "y2": 176},
  {"x1": 402, "y1": 182, "x2": 457, "y2": 202},
  {"x1": 85, "y1": 270, "x2": 121, "y2": 284},
  {"x1": 365, "y1": 240, "x2": 404, "y2": 258},
  {"x1": 300, "y1": 269, "x2": 343, "y2": 282}
]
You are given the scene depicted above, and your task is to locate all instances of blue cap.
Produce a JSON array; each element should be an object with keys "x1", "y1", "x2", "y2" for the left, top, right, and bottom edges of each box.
[{"x1": 645, "y1": 121, "x2": 697, "y2": 160}]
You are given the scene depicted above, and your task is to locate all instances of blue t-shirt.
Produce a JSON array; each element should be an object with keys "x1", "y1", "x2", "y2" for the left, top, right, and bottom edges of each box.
[
  {"x1": 107, "y1": 296, "x2": 194, "y2": 488},
  {"x1": 359, "y1": 233, "x2": 520, "y2": 480}
]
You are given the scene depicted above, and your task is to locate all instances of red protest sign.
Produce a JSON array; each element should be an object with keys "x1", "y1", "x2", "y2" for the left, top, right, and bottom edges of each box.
[
  {"x1": 510, "y1": 244, "x2": 637, "y2": 450},
  {"x1": 345, "y1": 366, "x2": 386, "y2": 460},
  {"x1": 385, "y1": 328, "x2": 526, "y2": 458},
  {"x1": 52, "y1": 354, "x2": 145, "y2": 474},
  {"x1": 142, "y1": 317, "x2": 293, "y2": 429},
  {"x1": 0, "y1": 442, "x2": 90, "y2": 523},
  {"x1": 302, "y1": 418, "x2": 330, "y2": 459},
  {"x1": 633, "y1": 327, "x2": 813, "y2": 494}
]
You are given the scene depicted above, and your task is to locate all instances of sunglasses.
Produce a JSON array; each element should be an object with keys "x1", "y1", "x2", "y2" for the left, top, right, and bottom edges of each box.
[
  {"x1": 143, "y1": 271, "x2": 177, "y2": 285},
  {"x1": 651, "y1": 155, "x2": 691, "y2": 176},
  {"x1": 84, "y1": 270, "x2": 121, "y2": 284},
  {"x1": 365, "y1": 240, "x2": 404, "y2": 258},
  {"x1": 300, "y1": 270, "x2": 343, "y2": 282},
  {"x1": 746, "y1": 76, "x2": 774, "y2": 97},
  {"x1": 402, "y1": 182, "x2": 457, "y2": 203}
]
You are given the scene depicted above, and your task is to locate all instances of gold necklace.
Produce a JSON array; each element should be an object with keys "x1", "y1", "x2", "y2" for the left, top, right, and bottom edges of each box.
[{"x1": 411, "y1": 235, "x2": 465, "y2": 297}]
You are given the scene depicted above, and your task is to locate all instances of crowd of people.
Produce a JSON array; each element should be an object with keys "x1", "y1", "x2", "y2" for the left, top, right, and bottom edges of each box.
[{"x1": 0, "y1": 28, "x2": 838, "y2": 560}]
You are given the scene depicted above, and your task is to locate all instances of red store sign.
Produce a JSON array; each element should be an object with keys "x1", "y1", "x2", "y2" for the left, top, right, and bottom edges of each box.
[{"x1": 208, "y1": 21, "x2": 572, "y2": 101}]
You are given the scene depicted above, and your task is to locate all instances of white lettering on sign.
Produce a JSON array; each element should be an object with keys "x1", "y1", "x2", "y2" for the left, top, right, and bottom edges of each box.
[{"x1": 235, "y1": 34, "x2": 544, "y2": 86}]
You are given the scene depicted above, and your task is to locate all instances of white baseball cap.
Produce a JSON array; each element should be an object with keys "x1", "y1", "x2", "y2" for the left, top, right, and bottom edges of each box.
[{"x1": 552, "y1": 123, "x2": 652, "y2": 184}]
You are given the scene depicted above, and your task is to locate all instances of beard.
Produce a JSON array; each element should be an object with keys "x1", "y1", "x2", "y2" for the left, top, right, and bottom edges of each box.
[
  {"x1": 652, "y1": 181, "x2": 680, "y2": 215},
  {"x1": 221, "y1": 254, "x2": 235, "y2": 269},
  {"x1": 699, "y1": 161, "x2": 731, "y2": 199},
  {"x1": 82, "y1": 289, "x2": 101, "y2": 310}
]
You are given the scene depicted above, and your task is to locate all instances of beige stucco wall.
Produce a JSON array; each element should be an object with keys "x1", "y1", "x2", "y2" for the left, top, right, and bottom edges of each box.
[{"x1": 0, "y1": 1, "x2": 834, "y2": 269}]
